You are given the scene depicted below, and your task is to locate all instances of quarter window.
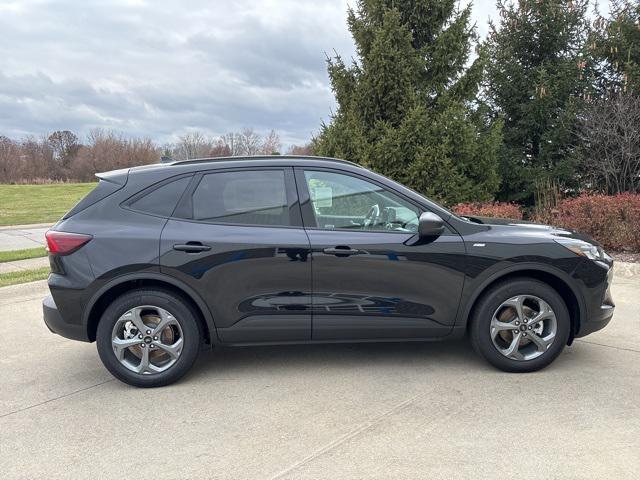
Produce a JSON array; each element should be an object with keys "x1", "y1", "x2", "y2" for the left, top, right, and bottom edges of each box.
[
  {"x1": 191, "y1": 170, "x2": 290, "y2": 226},
  {"x1": 303, "y1": 170, "x2": 420, "y2": 232},
  {"x1": 129, "y1": 175, "x2": 191, "y2": 217}
]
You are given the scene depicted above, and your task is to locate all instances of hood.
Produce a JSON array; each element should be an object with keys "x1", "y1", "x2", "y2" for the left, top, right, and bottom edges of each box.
[{"x1": 463, "y1": 215, "x2": 600, "y2": 246}]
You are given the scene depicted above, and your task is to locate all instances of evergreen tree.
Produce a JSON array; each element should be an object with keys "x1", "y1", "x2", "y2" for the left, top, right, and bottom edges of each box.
[
  {"x1": 314, "y1": 0, "x2": 502, "y2": 205},
  {"x1": 592, "y1": 0, "x2": 640, "y2": 95},
  {"x1": 485, "y1": 0, "x2": 594, "y2": 203}
]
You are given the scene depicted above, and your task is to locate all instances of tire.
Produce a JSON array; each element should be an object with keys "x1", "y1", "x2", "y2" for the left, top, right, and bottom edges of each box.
[
  {"x1": 469, "y1": 278, "x2": 571, "y2": 372},
  {"x1": 96, "y1": 288, "x2": 201, "y2": 387}
]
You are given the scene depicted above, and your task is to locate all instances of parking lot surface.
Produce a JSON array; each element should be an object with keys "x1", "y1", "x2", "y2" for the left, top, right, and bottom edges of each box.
[{"x1": 1, "y1": 272, "x2": 638, "y2": 479}]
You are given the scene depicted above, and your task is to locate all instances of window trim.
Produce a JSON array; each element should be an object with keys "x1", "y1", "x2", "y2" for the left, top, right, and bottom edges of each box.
[
  {"x1": 172, "y1": 166, "x2": 304, "y2": 229},
  {"x1": 294, "y1": 166, "x2": 455, "y2": 235}
]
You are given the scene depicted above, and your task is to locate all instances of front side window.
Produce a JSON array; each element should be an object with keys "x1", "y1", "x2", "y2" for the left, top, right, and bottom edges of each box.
[
  {"x1": 191, "y1": 170, "x2": 290, "y2": 226},
  {"x1": 303, "y1": 170, "x2": 420, "y2": 232}
]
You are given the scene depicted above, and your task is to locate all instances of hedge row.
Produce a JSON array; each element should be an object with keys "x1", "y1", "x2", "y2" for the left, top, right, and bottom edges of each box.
[{"x1": 452, "y1": 194, "x2": 640, "y2": 252}]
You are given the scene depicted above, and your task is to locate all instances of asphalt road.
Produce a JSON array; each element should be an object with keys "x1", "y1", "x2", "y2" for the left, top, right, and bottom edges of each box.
[{"x1": 1, "y1": 273, "x2": 638, "y2": 479}]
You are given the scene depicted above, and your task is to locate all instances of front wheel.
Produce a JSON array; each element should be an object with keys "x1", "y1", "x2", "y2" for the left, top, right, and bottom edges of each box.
[
  {"x1": 470, "y1": 278, "x2": 571, "y2": 372},
  {"x1": 96, "y1": 289, "x2": 201, "y2": 387}
]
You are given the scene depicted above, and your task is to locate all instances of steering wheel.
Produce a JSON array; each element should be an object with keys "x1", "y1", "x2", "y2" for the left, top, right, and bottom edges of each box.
[{"x1": 363, "y1": 204, "x2": 380, "y2": 229}]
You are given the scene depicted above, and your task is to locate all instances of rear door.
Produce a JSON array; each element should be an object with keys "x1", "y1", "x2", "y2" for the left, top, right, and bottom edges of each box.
[
  {"x1": 160, "y1": 167, "x2": 312, "y2": 343},
  {"x1": 296, "y1": 167, "x2": 466, "y2": 341}
]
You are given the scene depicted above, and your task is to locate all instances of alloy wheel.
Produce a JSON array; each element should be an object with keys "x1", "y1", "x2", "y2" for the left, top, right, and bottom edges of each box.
[
  {"x1": 490, "y1": 295, "x2": 557, "y2": 361},
  {"x1": 111, "y1": 305, "x2": 184, "y2": 374}
]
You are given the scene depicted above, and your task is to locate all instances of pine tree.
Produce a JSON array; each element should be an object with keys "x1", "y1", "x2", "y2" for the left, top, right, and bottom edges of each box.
[
  {"x1": 314, "y1": 0, "x2": 502, "y2": 205},
  {"x1": 485, "y1": 0, "x2": 594, "y2": 203},
  {"x1": 592, "y1": 0, "x2": 640, "y2": 95}
]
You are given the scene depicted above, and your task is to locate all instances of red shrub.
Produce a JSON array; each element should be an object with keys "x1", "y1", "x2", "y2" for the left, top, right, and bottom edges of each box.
[
  {"x1": 534, "y1": 193, "x2": 640, "y2": 251},
  {"x1": 452, "y1": 201, "x2": 524, "y2": 220}
]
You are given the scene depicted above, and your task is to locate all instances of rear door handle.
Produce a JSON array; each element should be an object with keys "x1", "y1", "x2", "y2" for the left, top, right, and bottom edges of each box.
[
  {"x1": 173, "y1": 242, "x2": 211, "y2": 253},
  {"x1": 323, "y1": 246, "x2": 361, "y2": 256}
]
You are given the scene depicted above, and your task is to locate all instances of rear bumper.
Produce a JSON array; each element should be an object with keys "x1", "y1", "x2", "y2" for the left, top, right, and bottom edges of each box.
[{"x1": 43, "y1": 295, "x2": 90, "y2": 342}]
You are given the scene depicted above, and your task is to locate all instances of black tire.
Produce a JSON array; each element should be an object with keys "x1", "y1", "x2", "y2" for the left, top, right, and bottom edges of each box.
[
  {"x1": 469, "y1": 278, "x2": 571, "y2": 372},
  {"x1": 96, "y1": 288, "x2": 201, "y2": 387}
]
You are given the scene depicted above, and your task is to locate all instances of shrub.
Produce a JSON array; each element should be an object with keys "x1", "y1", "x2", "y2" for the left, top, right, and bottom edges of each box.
[
  {"x1": 452, "y1": 201, "x2": 524, "y2": 220},
  {"x1": 533, "y1": 193, "x2": 640, "y2": 251}
]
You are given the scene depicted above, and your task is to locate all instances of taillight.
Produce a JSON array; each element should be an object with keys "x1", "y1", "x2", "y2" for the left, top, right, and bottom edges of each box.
[{"x1": 45, "y1": 230, "x2": 92, "y2": 255}]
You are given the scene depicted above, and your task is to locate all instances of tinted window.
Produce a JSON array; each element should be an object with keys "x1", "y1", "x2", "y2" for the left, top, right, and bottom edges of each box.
[
  {"x1": 304, "y1": 170, "x2": 420, "y2": 232},
  {"x1": 129, "y1": 176, "x2": 191, "y2": 217},
  {"x1": 191, "y1": 170, "x2": 290, "y2": 226}
]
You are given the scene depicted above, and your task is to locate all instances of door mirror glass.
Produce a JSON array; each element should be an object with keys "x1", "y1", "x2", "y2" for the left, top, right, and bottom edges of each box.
[{"x1": 418, "y1": 212, "x2": 445, "y2": 238}]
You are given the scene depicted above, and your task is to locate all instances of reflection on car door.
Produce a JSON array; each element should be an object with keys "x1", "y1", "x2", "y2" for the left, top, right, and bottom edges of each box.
[
  {"x1": 160, "y1": 167, "x2": 312, "y2": 343},
  {"x1": 296, "y1": 168, "x2": 466, "y2": 341}
]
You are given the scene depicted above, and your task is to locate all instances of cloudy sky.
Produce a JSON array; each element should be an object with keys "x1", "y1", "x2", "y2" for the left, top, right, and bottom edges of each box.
[{"x1": 0, "y1": 0, "x2": 502, "y2": 148}]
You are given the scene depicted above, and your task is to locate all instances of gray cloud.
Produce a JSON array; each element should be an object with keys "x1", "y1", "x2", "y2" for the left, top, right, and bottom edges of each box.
[{"x1": 0, "y1": 0, "x2": 500, "y2": 147}]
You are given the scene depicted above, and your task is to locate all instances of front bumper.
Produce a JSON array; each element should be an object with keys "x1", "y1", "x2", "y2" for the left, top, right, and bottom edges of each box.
[
  {"x1": 575, "y1": 261, "x2": 615, "y2": 338},
  {"x1": 43, "y1": 295, "x2": 90, "y2": 342}
]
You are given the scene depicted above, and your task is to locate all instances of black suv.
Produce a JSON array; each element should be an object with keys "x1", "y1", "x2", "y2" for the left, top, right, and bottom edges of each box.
[{"x1": 43, "y1": 156, "x2": 615, "y2": 387}]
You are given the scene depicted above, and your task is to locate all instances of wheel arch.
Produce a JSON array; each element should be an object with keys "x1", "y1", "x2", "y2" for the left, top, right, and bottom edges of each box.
[
  {"x1": 460, "y1": 265, "x2": 584, "y2": 344},
  {"x1": 84, "y1": 273, "x2": 217, "y2": 346}
]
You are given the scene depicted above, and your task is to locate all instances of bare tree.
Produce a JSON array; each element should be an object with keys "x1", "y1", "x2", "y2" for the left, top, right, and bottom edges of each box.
[
  {"x1": 172, "y1": 132, "x2": 217, "y2": 160},
  {"x1": 261, "y1": 129, "x2": 281, "y2": 155},
  {"x1": 576, "y1": 94, "x2": 640, "y2": 193},
  {"x1": 287, "y1": 143, "x2": 314, "y2": 156}
]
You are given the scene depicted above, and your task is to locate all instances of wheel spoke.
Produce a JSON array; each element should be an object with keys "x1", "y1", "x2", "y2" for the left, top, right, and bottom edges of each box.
[
  {"x1": 529, "y1": 300, "x2": 555, "y2": 325},
  {"x1": 152, "y1": 310, "x2": 177, "y2": 337},
  {"x1": 137, "y1": 345, "x2": 150, "y2": 373},
  {"x1": 503, "y1": 332, "x2": 524, "y2": 360},
  {"x1": 527, "y1": 331, "x2": 553, "y2": 352},
  {"x1": 155, "y1": 337, "x2": 183, "y2": 359},
  {"x1": 491, "y1": 317, "x2": 516, "y2": 332},
  {"x1": 502, "y1": 296, "x2": 526, "y2": 322},
  {"x1": 125, "y1": 307, "x2": 149, "y2": 335},
  {"x1": 112, "y1": 337, "x2": 141, "y2": 360}
]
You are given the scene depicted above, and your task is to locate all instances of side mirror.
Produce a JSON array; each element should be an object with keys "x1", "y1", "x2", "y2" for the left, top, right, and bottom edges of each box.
[{"x1": 418, "y1": 212, "x2": 445, "y2": 238}]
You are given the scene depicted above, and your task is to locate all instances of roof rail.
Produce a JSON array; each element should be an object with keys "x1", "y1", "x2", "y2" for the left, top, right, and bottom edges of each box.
[{"x1": 169, "y1": 155, "x2": 362, "y2": 168}]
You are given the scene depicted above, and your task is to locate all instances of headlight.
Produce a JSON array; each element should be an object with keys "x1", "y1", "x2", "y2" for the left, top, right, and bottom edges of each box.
[{"x1": 554, "y1": 238, "x2": 606, "y2": 261}]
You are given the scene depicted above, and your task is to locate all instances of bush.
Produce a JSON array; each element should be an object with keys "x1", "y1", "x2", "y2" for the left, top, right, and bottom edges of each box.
[
  {"x1": 452, "y1": 201, "x2": 523, "y2": 220},
  {"x1": 535, "y1": 193, "x2": 640, "y2": 251}
]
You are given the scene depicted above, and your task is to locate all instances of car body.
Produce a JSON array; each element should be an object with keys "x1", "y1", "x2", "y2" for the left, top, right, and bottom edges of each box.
[{"x1": 42, "y1": 156, "x2": 615, "y2": 386}]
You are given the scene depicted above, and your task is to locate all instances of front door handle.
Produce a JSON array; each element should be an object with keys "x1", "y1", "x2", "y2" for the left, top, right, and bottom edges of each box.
[
  {"x1": 323, "y1": 246, "x2": 361, "y2": 257},
  {"x1": 173, "y1": 242, "x2": 211, "y2": 253}
]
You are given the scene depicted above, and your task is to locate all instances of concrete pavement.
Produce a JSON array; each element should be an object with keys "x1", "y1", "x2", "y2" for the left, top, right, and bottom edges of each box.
[
  {"x1": 0, "y1": 275, "x2": 638, "y2": 479},
  {"x1": 0, "y1": 224, "x2": 51, "y2": 252},
  {"x1": 0, "y1": 256, "x2": 49, "y2": 274}
]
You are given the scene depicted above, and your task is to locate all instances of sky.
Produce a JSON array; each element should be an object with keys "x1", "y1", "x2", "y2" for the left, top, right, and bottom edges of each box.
[{"x1": 1, "y1": 0, "x2": 506, "y2": 148}]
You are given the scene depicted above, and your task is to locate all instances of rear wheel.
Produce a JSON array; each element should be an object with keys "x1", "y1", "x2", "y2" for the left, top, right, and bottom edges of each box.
[
  {"x1": 470, "y1": 278, "x2": 571, "y2": 372},
  {"x1": 96, "y1": 289, "x2": 201, "y2": 387}
]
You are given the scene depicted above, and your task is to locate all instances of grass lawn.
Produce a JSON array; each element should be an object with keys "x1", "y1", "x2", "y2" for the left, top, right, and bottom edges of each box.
[
  {"x1": 0, "y1": 267, "x2": 50, "y2": 287},
  {"x1": 0, "y1": 247, "x2": 47, "y2": 263},
  {"x1": 0, "y1": 183, "x2": 96, "y2": 226}
]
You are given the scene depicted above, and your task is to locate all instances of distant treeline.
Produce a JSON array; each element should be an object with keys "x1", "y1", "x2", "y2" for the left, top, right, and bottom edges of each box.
[{"x1": 0, "y1": 129, "x2": 313, "y2": 183}]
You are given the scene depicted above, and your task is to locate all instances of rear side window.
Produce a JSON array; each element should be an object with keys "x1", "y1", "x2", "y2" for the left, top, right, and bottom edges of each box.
[
  {"x1": 190, "y1": 170, "x2": 290, "y2": 226},
  {"x1": 63, "y1": 180, "x2": 124, "y2": 219},
  {"x1": 129, "y1": 176, "x2": 191, "y2": 217}
]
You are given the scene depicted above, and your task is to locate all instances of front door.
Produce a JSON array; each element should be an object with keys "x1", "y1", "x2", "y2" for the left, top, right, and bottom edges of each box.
[
  {"x1": 296, "y1": 168, "x2": 466, "y2": 341},
  {"x1": 160, "y1": 167, "x2": 312, "y2": 343}
]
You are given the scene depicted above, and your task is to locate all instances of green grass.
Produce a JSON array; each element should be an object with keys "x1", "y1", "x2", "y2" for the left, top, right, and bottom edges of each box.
[
  {"x1": 0, "y1": 183, "x2": 96, "y2": 226},
  {"x1": 0, "y1": 267, "x2": 50, "y2": 288},
  {"x1": 0, "y1": 247, "x2": 47, "y2": 263}
]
